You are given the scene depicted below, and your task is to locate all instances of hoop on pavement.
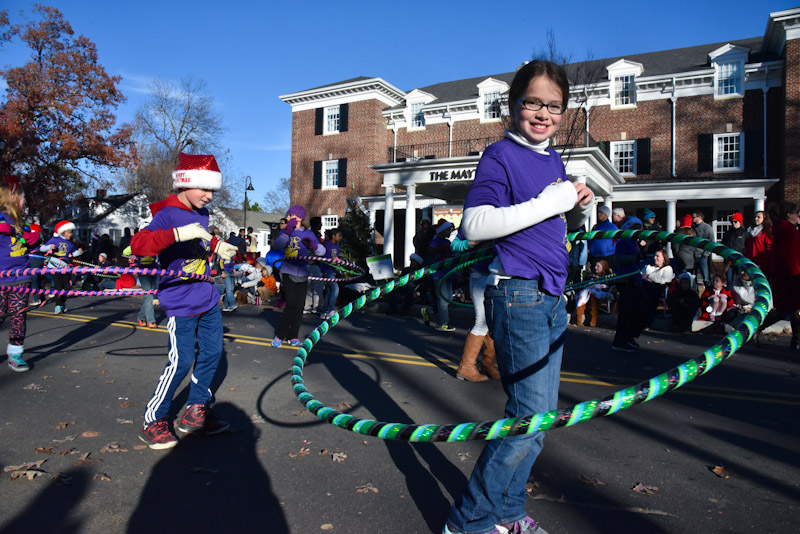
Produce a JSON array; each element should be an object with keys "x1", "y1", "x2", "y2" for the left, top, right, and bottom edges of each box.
[{"x1": 290, "y1": 230, "x2": 772, "y2": 442}]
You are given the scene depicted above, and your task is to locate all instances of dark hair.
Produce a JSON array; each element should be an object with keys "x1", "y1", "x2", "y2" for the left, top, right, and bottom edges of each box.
[
  {"x1": 508, "y1": 60, "x2": 570, "y2": 119},
  {"x1": 692, "y1": 211, "x2": 705, "y2": 220}
]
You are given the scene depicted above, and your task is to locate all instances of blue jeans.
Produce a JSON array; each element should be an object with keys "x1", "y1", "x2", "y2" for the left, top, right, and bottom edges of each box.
[
  {"x1": 696, "y1": 255, "x2": 710, "y2": 286},
  {"x1": 427, "y1": 275, "x2": 453, "y2": 326},
  {"x1": 143, "y1": 306, "x2": 223, "y2": 424},
  {"x1": 447, "y1": 278, "x2": 566, "y2": 534},
  {"x1": 138, "y1": 274, "x2": 157, "y2": 324},
  {"x1": 322, "y1": 280, "x2": 339, "y2": 314},
  {"x1": 222, "y1": 275, "x2": 236, "y2": 309}
]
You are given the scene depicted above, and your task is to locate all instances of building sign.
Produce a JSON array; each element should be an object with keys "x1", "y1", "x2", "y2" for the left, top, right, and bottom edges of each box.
[{"x1": 428, "y1": 168, "x2": 475, "y2": 182}]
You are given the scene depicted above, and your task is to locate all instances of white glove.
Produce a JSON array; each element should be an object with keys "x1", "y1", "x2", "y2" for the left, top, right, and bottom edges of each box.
[
  {"x1": 173, "y1": 223, "x2": 211, "y2": 243},
  {"x1": 215, "y1": 241, "x2": 238, "y2": 261}
]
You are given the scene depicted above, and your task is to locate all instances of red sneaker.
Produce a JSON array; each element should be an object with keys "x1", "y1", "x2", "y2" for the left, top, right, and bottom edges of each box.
[
  {"x1": 139, "y1": 419, "x2": 178, "y2": 449},
  {"x1": 137, "y1": 319, "x2": 146, "y2": 327},
  {"x1": 147, "y1": 322, "x2": 157, "y2": 328},
  {"x1": 177, "y1": 404, "x2": 230, "y2": 435}
]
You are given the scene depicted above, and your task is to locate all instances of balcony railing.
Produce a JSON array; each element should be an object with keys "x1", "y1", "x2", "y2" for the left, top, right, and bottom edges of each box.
[{"x1": 388, "y1": 137, "x2": 502, "y2": 163}]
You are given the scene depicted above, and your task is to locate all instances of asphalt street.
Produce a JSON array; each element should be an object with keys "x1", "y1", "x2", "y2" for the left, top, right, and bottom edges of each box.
[{"x1": 0, "y1": 294, "x2": 798, "y2": 534}]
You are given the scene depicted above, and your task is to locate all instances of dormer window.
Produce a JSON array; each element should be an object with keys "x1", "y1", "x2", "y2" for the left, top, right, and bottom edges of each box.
[
  {"x1": 709, "y1": 44, "x2": 749, "y2": 99},
  {"x1": 606, "y1": 59, "x2": 643, "y2": 109},
  {"x1": 410, "y1": 102, "x2": 425, "y2": 129},
  {"x1": 477, "y1": 78, "x2": 509, "y2": 123}
]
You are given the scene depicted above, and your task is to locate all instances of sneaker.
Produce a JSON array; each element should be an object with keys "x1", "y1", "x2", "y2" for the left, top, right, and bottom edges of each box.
[
  {"x1": 29, "y1": 299, "x2": 41, "y2": 306},
  {"x1": 271, "y1": 337, "x2": 282, "y2": 348},
  {"x1": 7, "y1": 353, "x2": 29, "y2": 372},
  {"x1": 290, "y1": 338, "x2": 302, "y2": 347},
  {"x1": 177, "y1": 403, "x2": 230, "y2": 435},
  {"x1": 137, "y1": 319, "x2": 146, "y2": 327},
  {"x1": 153, "y1": 299, "x2": 159, "y2": 306},
  {"x1": 229, "y1": 305, "x2": 238, "y2": 312},
  {"x1": 421, "y1": 307, "x2": 431, "y2": 326},
  {"x1": 627, "y1": 339, "x2": 640, "y2": 348},
  {"x1": 54, "y1": 305, "x2": 63, "y2": 315},
  {"x1": 499, "y1": 516, "x2": 549, "y2": 534},
  {"x1": 611, "y1": 343, "x2": 636, "y2": 353},
  {"x1": 442, "y1": 526, "x2": 504, "y2": 534},
  {"x1": 139, "y1": 419, "x2": 178, "y2": 449},
  {"x1": 436, "y1": 324, "x2": 456, "y2": 332},
  {"x1": 222, "y1": 307, "x2": 232, "y2": 312},
  {"x1": 147, "y1": 322, "x2": 157, "y2": 328}
]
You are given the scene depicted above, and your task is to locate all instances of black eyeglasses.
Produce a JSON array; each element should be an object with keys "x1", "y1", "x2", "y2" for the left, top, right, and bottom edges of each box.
[{"x1": 516, "y1": 98, "x2": 565, "y2": 115}]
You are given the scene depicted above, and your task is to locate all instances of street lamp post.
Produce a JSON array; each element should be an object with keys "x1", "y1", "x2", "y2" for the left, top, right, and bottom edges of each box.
[{"x1": 243, "y1": 175, "x2": 254, "y2": 236}]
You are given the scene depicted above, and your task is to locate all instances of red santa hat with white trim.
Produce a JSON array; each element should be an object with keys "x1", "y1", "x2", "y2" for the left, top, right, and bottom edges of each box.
[
  {"x1": 172, "y1": 152, "x2": 222, "y2": 191},
  {"x1": 55, "y1": 220, "x2": 75, "y2": 236}
]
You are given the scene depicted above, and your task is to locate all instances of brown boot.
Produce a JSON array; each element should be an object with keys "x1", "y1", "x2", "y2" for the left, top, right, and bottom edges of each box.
[
  {"x1": 576, "y1": 304, "x2": 585, "y2": 326},
  {"x1": 456, "y1": 333, "x2": 488, "y2": 382},
  {"x1": 589, "y1": 297, "x2": 599, "y2": 327},
  {"x1": 480, "y1": 333, "x2": 501, "y2": 379}
]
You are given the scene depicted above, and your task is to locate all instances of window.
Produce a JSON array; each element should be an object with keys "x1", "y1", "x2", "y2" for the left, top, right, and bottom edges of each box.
[
  {"x1": 483, "y1": 91, "x2": 502, "y2": 120},
  {"x1": 611, "y1": 141, "x2": 636, "y2": 175},
  {"x1": 715, "y1": 60, "x2": 743, "y2": 97},
  {"x1": 324, "y1": 105, "x2": 340, "y2": 134},
  {"x1": 410, "y1": 102, "x2": 425, "y2": 129},
  {"x1": 321, "y1": 215, "x2": 338, "y2": 233},
  {"x1": 714, "y1": 133, "x2": 743, "y2": 172},
  {"x1": 614, "y1": 75, "x2": 635, "y2": 106},
  {"x1": 323, "y1": 160, "x2": 339, "y2": 189}
]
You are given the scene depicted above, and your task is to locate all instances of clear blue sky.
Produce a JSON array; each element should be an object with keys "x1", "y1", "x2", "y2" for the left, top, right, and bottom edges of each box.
[{"x1": 0, "y1": 0, "x2": 793, "y2": 206}]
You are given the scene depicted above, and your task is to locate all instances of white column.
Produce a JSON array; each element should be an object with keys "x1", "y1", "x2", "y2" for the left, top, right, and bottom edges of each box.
[
  {"x1": 404, "y1": 184, "x2": 416, "y2": 267},
  {"x1": 603, "y1": 198, "x2": 612, "y2": 211},
  {"x1": 368, "y1": 207, "x2": 377, "y2": 243},
  {"x1": 383, "y1": 186, "x2": 394, "y2": 259},
  {"x1": 666, "y1": 200, "x2": 677, "y2": 257},
  {"x1": 754, "y1": 196, "x2": 766, "y2": 212},
  {"x1": 588, "y1": 201, "x2": 597, "y2": 230}
]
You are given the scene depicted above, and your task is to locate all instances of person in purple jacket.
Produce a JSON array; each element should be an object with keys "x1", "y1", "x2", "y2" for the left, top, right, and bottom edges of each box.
[
  {"x1": 443, "y1": 61, "x2": 593, "y2": 534},
  {"x1": 0, "y1": 175, "x2": 41, "y2": 372},
  {"x1": 319, "y1": 227, "x2": 343, "y2": 320},
  {"x1": 131, "y1": 153, "x2": 238, "y2": 450},
  {"x1": 43, "y1": 219, "x2": 81, "y2": 314},
  {"x1": 270, "y1": 204, "x2": 325, "y2": 347}
]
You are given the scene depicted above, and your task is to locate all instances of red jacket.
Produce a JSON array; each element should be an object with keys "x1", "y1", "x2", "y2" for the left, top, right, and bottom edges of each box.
[
  {"x1": 770, "y1": 219, "x2": 800, "y2": 312},
  {"x1": 699, "y1": 287, "x2": 734, "y2": 320}
]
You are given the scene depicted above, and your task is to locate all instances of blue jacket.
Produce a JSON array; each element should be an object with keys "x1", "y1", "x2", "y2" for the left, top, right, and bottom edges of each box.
[{"x1": 587, "y1": 219, "x2": 617, "y2": 258}]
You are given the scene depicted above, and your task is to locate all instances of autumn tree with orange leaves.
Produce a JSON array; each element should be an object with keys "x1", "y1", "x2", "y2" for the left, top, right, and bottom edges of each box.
[{"x1": 0, "y1": 5, "x2": 134, "y2": 222}]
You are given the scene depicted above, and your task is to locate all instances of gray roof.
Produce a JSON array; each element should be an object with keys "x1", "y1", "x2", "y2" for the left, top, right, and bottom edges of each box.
[
  {"x1": 222, "y1": 208, "x2": 284, "y2": 228},
  {"x1": 386, "y1": 36, "x2": 770, "y2": 109},
  {"x1": 300, "y1": 76, "x2": 375, "y2": 93}
]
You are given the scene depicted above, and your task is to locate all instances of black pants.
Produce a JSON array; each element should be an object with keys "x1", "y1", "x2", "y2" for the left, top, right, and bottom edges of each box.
[
  {"x1": 52, "y1": 273, "x2": 71, "y2": 307},
  {"x1": 613, "y1": 281, "x2": 647, "y2": 346},
  {"x1": 276, "y1": 278, "x2": 308, "y2": 341}
]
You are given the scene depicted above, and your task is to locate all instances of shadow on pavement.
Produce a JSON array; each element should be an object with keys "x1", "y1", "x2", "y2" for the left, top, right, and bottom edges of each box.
[{"x1": 128, "y1": 402, "x2": 288, "y2": 533}]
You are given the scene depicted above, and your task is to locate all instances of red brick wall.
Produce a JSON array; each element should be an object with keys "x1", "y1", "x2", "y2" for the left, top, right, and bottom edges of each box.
[
  {"x1": 784, "y1": 39, "x2": 800, "y2": 202},
  {"x1": 289, "y1": 99, "x2": 390, "y2": 219}
]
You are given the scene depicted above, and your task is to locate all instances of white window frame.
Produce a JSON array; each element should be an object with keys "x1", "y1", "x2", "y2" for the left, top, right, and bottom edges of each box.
[
  {"x1": 409, "y1": 102, "x2": 425, "y2": 130},
  {"x1": 324, "y1": 105, "x2": 340, "y2": 134},
  {"x1": 323, "y1": 159, "x2": 339, "y2": 189},
  {"x1": 715, "y1": 60, "x2": 744, "y2": 97},
  {"x1": 606, "y1": 59, "x2": 643, "y2": 110},
  {"x1": 713, "y1": 132, "x2": 744, "y2": 173},
  {"x1": 610, "y1": 140, "x2": 637, "y2": 176},
  {"x1": 614, "y1": 75, "x2": 636, "y2": 107},
  {"x1": 483, "y1": 90, "x2": 502, "y2": 120},
  {"x1": 321, "y1": 215, "x2": 339, "y2": 233}
]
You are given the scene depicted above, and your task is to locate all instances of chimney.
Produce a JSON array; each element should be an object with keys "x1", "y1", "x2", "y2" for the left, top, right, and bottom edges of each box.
[{"x1": 96, "y1": 189, "x2": 107, "y2": 199}]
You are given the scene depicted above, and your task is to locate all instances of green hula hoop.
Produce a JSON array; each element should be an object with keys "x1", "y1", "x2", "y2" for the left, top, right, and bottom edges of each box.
[{"x1": 291, "y1": 230, "x2": 771, "y2": 442}]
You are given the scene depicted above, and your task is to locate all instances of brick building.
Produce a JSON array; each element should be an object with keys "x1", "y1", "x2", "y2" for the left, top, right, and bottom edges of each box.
[{"x1": 280, "y1": 8, "x2": 799, "y2": 267}]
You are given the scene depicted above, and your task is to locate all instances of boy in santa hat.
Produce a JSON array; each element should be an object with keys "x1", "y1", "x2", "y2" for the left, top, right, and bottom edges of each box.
[
  {"x1": 130, "y1": 153, "x2": 238, "y2": 449},
  {"x1": 42, "y1": 219, "x2": 81, "y2": 314}
]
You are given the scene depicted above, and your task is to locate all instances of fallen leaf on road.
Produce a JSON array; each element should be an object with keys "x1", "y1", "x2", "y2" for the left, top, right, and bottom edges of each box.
[
  {"x1": 81, "y1": 431, "x2": 99, "y2": 438},
  {"x1": 93, "y1": 473, "x2": 111, "y2": 482},
  {"x1": 4, "y1": 459, "x2": 47, "y2": 472},
  {"x1": 711, "y1": 465, "x2": 735, "y2": 478},
  {"x1": 23, "y1": 383, "x2": 43, "y2": 390},
  {"x1": 75, "y1": 452, "x2": 99, "y2": 466},
  {"x1": 321, "y1": 525, "x2": 334, "y2": 531},
  {"x1": 53, "y1": 473, "x2": 73, "y2": 486},
  {"x1": 288, "y1": 447, "x2": 311, "y2": 458},
  {"x1": 526, "y1": 482, "x2": 540, "y2": 493},
  {"x1": 333, "y1": 401, "x2": 352, "y2": 410},
  {"x1": 116, "y1": 419, "x2": 134, "y2": 425},
  {"x1": 632, "y1": 483, "x2": 658, "y2": 495},
  {"x1": 71, "y1": 370, "x2": 80, "y2": 374},
  {"x1": 228, "y1": 387, "x2": 237, "y2": 391},
  {"x1": 119, "y1": 401, "x2": 136, "y2": 408},
  {"x1": 105, "y1": 380, "x2": 115, "y2": 384},
  {"x1": 57, "y1": 448, "x2": 75, "y2": 457},
  {"x1": 332, "y1": 452, "x2": 347, "y2": 463},
  {"x1": 133, "y1": 445, "x2": 148, "y2": 450},
  {"x1": 100, "y1": 442, "x2": 128, "y2": 453},
  {"x1": 577, "y1": 474, "x2": 606, "y2": 486},
  {"x1": 10, "y1": 469, "x2": 46, "y2": 481},
  {"x1": 52, "y1": 435, "x2": 77, "y2": 443},
  {"x1": 42, "y1": 376, "x2": 53, "y2": 379},
  {"x1": 35, "y1": 446, "x2": 55, "y2": 454},
  {"x1": 457, "y1": 452, "x2": 470, "y2": 462},
  {"x1": 356, "y1": 483, "x2": 379, "y2": 494},
  {"x1": 250, "y1": 414, "x2": 265, "y2": 424},
  {"x1": 56, "y1": 421, "x2": 76, "y2": 430}
]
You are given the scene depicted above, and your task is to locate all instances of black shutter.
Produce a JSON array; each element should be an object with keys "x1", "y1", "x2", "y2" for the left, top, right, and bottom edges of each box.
[
  {"x1": 338, "y1": 158, "x2": 347, "y2": 188},
  {"x1": 313, "y1": 161, "x2": 322, "y2": 189},
  {"x1": 636, "y1": 138, "x2": 651, "y2": 175},
  {"x1": 340, "y1": 103, "x2": 349, "y2": 132},
  {"x1": 315, "y1": 108, "x2": 323, "y2": 136},
  {"x1": 744, "y1": 130, "x2": 763, "y2": 172},
  {"x1": 698, "y1": 134, "x2": 713, "y2": 172},
  {"x1": 598, "y1": 141, "x2": 609, "y2": 159}
]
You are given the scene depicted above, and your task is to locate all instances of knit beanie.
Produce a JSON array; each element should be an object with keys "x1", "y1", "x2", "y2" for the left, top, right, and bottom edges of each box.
[
  {"x1": 286, "y1": 205, "x2": 306, "y2": 220},
  {"x1": 680, "y1": 214, "x2": 693, "y2": 228},
  {"x1": 643, "y1": 209, "x2": 655, "y2": 220}
]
